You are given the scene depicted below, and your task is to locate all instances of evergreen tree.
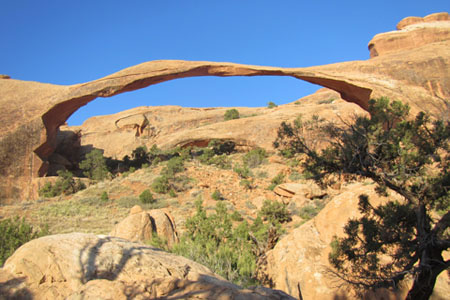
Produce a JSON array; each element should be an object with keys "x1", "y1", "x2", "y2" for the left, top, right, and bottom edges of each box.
[
  {"x1": 79, "y1": 149, "x2": 110, "y2": 181},
  {"x1": 274, "y1": 98, "x2": 449, "y2": 299}
]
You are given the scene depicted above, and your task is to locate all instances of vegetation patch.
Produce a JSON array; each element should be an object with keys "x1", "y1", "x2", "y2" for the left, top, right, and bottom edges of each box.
[
  {"x1": 224, "y1": 109, "x2": 240, "y2": 121},
  {"x1": 0, "y1": 217, "x2": 48, "y2": 266}
]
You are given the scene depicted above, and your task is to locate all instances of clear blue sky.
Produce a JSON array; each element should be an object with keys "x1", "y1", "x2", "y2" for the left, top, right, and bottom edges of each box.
[{"x1": 1, "y1": 1, "x2": 448, "y2": 125}]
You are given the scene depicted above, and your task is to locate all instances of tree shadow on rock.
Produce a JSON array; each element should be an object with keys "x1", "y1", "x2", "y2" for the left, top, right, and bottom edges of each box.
[{"x1": 0, "y1": 277, "x2": 33, "y2": 300}]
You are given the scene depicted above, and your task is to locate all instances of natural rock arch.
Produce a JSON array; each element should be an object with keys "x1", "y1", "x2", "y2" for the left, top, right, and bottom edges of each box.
[{"x1": 1, "y1": 14, "x2": 449, "y2": 202}]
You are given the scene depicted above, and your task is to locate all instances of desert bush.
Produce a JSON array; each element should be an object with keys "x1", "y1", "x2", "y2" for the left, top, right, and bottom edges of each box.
[
  {"x1": 233, "y1": 164, "x2": 252, "y2": 179},
  {"x1": 298, "y1": 199, "x2": 325, "y2": 221},
  {"x1": 139, "y1": 189, "x2": 155, "y2": 204},
  {"x1": 242, "y1": 148, "x2": 267, "y2": 168},
  {"x1": 0, "y1": 217, "x2": 48, "y2": 266},
  {"x1": 100, "y1": 191, "x2": 109, "y2": 202},
  {"x1": 161, "y1": 157, "x2": 184, "y2": 178},
  {"x1": 211, "y1": 189, "x2": 223, "y2": 201},
  {"x1": 267, "y1": 101, "x2": 277, "y2": 108},
  {"x1": 171, "y1": 175, "x2": 192, "y2": 192},
  {"x1": 224, "y1": 109, "x2": 240, "y2": 121},
  {"x1": 240, "y1": 179, "x2": 253, "y2": 190},
  {"x1": 259, "y1": 200, "x2": 291, "y2": 225},
  {"x1": 231, "y1": 210, "x2": 244, "y2": 222},
  {"x1": 151, "y1": 175, "x2": 170, "y2": 194},
  {"x1": 79, "y1": 149, "x2": 110, "y2": 181},
  {"x1": 172, "y1": 200, "x2": 262, "y2": 287},
  {"x1": 267, "y1": 173, "x2": 284, "y2": 191},
  {"x1": 39, "y1": 170, "x2": 86, "y2": 197}
]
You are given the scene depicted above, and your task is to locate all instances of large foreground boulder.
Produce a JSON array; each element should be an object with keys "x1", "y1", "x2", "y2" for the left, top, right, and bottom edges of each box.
[{"x1": 0, "y1": 233, "x2": 294, "y2": 299}]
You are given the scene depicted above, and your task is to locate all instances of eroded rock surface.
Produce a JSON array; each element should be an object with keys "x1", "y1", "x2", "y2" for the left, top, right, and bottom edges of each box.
[
  {"x1": 369, "y1": 12, "x2": 450, "y2": 58},
  {"x1": 0, "y1": 233, "x2": 295, "y2": 299},
  {"x1": 0, "y1": 13, "x2": 448, "y2": 202}
]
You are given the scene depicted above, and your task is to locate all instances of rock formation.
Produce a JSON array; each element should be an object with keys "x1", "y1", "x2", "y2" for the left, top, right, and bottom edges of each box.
[
  {"x1": 0, "y1": 12, "x2": 448, "y2": 202},
  {"x1": 69, "y1": 88, "x2": 360, "y2": 160},
  {"x1": 110, "y1": 207, "x2": 179, "y2": 248},
  {"x1": 369, "y1": 12, "x2": 450, "y2": 57},
  {"x1": 0, "y1": 233, "x2": 295, "y2": 299}
]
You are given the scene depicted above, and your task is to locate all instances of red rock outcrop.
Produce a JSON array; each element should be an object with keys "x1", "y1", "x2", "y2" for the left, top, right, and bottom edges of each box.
[
  {"x1": 0, "y1": 13, "x2": 448, "y2": 202},
  {"x1": 0, "y1": 233, "x2": 295, "y2": 299},
  {"x1": 369, "y1": 12, "x2": 450, "y2": 58}
]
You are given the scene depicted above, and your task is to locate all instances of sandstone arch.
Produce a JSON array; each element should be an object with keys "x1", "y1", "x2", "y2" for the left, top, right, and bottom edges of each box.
[{"x1": 1, "y1": 14, "x2": 449, "y2": 201}]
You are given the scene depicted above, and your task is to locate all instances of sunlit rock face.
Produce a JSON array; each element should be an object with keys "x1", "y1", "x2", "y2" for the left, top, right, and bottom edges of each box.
[
  {"x1": 0, "y1": 12, "x2": 449, "y2": 202},
  {"x1": 369, "y1": 12, "x2": 450, "y2": 57},
  {"x1": 1, "y1": 233, "x2": 295, "y2": 299}
]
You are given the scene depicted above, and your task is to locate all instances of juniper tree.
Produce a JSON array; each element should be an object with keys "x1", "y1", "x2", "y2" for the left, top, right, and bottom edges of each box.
[{"x1": 274, "y1": 97, "x2": 449, "y2": 299}]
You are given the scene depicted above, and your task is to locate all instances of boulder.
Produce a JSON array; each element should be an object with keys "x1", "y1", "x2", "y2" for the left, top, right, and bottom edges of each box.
[
  {"x1": 0, "y1": 233, "x2": 295, "y2": 299},
  {"x1": 273, "y1": 182, "x2": 325, "y2": 199},
  {"x1": 110, "y1": 208, "x2": 179, "y2": 248},
  {"x1": 109, "y1": 211, "x2": 154, "y2": 243}
]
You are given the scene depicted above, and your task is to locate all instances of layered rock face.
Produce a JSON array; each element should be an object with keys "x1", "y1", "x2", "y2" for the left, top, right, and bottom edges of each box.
[
  {"x1": 0, "y1": 233, "x2": 294, "y2": 299},
  {"x1": 0, "y1": 12, "x2": 448, "y2": 202}
]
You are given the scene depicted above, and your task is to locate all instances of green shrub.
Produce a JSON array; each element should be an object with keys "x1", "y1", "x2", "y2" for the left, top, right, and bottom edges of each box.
[
  {"x1": 240, "y1": 179, "x2": 253, "y2": 190},
  {"x1": 259, "y1": 200, "x2": 291, "y2": 225},
  {"x1": 169, "y1": 189, "x2": 177, "y2": 197},
  {"x1": 318, "y1": 98, "x2": 334, "y2": 104},
  {"x1": 267, "y1": 101, "x2": 277, "y2": 108},
  {"x1": 234, "y1": 164, "x2": 252, "y2": 179},
  {"x1": 224, "y1": 109, "x2": 240, "y2": 121},
  {"x1": 147, "y1": 232, "x2": 169, "y2": 251},
  {"x1": 161, "y1": 157, "x2": 184, "y2": 178},
  {"x1": 256, "y1": 171, "x2": 268, "y2": 178},
  {"x1": 211, "y1": 189, "x2": 223, "y2": 200},
  {"x1": 172, "y1": 200, "x2": 263, "y2": 287},
  {"x1": 209, "y1": 140, "x2": 236, "y2": 155},
  {"x1": 131, "y1": 146, "x2": 150, "y2": 168},
  {"x1": 299, "y1": 199, "x2": 325, "y2": 221},
  {"x1": 231, "y1": 211, "x2": 243, "y2": 222},
  {"x1": 139, "y1": 189, "x2": 155, "y2": 204},
  {"x1": 267, "y1": 173, "x2": 285, "y2": 191},
  {"x1": 79, "y1": 149, "x2": 110, "y2": 181},
  {"x1": 151, "y1": 175, "x2": 170, "y2": 194},
  {"x1": 243, "y1": 148, "x2": 267, "y2": 168},
  {"x1": 38, "y1": 170, "x2": 86, "y2": 197},
  {"x1": 171, "y1": 175, "x2": 192, "y2": 192},
  {"x1": 0, "y1": 217, "x2": 48, "y2": 266},
  {"x1": 289, "y1": 171, "x2": 303, "y2": 181},
  {"x1": 100, "y1": 191, "x2": 109, "y2": 202}
]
